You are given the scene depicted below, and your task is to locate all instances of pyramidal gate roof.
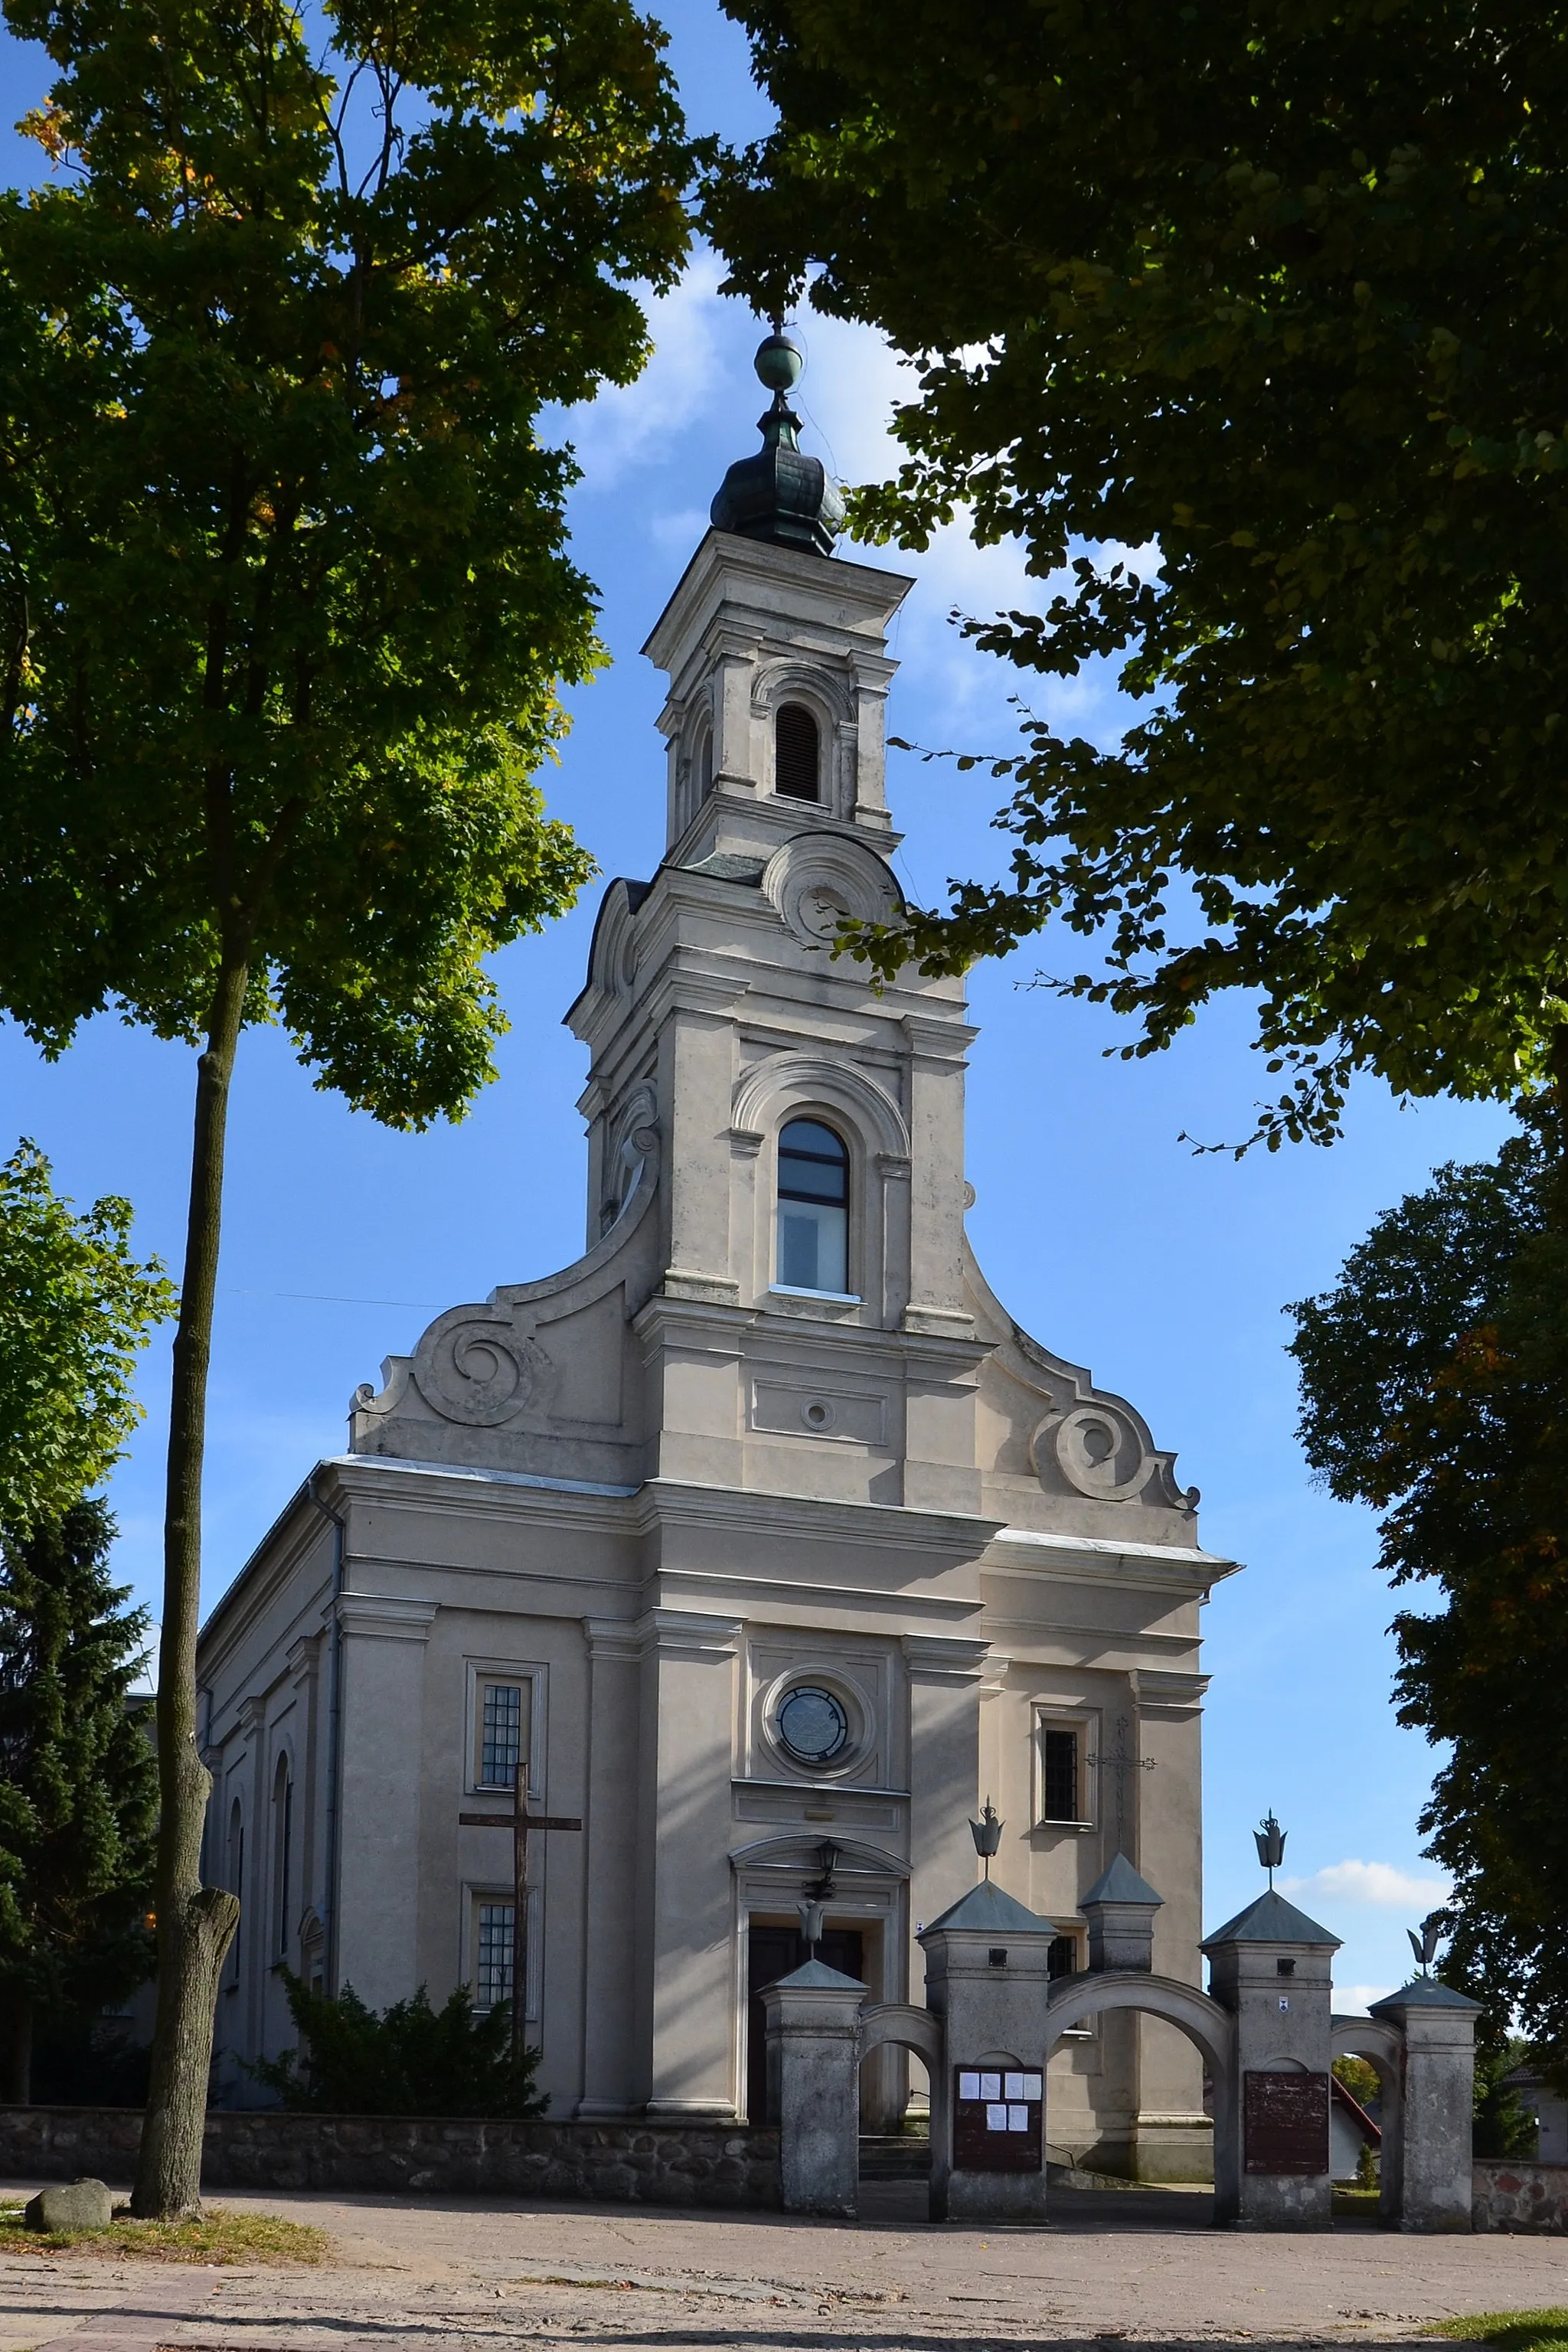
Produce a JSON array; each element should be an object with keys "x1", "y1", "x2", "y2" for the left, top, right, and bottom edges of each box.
[
  {"x1": 921, "y1": 1880, "x2": 1054, "y2": 1936},
  {"x1": 1202, "y1": 1887, "x2": 1341, "y2": 1949},
  {"x1": 1083, "y1": 1854, "x2": 1164, "y2": 1908},
  {"x1": 769, "y1": 1958, "x2": 867, "y2": 1991},
  {"x1": 1369, "y1": 1977, "x2": 1483, "y2": 2014}
]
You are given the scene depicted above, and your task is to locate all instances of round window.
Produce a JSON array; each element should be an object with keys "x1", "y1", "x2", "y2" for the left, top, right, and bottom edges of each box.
[{"x1": 776, "y1": 1684, "x2": 850, "y2": 1766}]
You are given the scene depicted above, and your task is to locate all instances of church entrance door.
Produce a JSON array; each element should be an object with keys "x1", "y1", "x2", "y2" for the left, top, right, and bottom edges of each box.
[{"x1": 747, "y1": 1922, "x2": 864, "y2": 2122}]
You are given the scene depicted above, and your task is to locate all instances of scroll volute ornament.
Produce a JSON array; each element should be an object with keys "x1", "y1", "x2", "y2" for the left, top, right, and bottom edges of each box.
[{"x1": 1030, "y1": 1402, "x2": 1155, "y2": 1501}]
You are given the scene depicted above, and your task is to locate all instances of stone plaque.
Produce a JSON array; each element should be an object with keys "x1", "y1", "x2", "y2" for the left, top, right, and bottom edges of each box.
[
  {"x1": 1244, "y1": 2069, "x2": 1330, "y2": 2174},
  {"x1": 952, "y1": 2068, "x2": 1044, "y2": 2173}
]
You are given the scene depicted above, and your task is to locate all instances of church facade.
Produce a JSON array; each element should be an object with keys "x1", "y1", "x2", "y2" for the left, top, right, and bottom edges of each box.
[{"x1": 197, "y1": 342, "x2": 1237, "y2": 2180}]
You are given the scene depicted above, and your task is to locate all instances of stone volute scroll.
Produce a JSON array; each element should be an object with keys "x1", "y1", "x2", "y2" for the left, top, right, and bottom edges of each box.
[
  {"x1": 762, "y1": 831, "x2": 901, "y2": 952},
  {"x1": 415, "y1": 1319, "x2": 559, "y2": 1427},
  {"x1": 1031, "y1": 1400, "x2": 1156, "y2": 1501}
]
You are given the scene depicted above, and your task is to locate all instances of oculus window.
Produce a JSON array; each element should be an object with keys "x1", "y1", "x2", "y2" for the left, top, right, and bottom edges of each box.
[
  {"x1": 777, "y1": 1684, "x2": 850, "y2": 1766},
  {"x1": 775, "y1": 703, "x2": 821, "y2": 802},
  {"x1": 776, "y1": 1119, "x2": 849, "y2": 1294}
]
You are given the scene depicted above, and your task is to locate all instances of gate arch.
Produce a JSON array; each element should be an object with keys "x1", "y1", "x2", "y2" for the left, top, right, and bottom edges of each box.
[
  {"x1": 1332, "y1": 2012, "x2": 1404, "y2": 2221},
  {"x1": 1044, "y1": 1969, "x2": 1236, "y2": 2210}
]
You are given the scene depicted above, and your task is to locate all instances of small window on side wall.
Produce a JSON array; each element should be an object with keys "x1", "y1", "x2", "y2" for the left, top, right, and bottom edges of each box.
[
  {"x1": 776, "y1": 1118, "x2": 849, "y2": 1295},
  {"x1": 1047, "y1": 1932, "x2": 1079, "y2": 1981},
  {"x1": 1040, "y1": 1724, "x2": 1081, "y2": 1821},
  {"x1": 475, "y1": 1677, "x2": 531, "y2": 1792},
  {"x1": 774, "y1": 703, "x2": 821, "y2": 802}
]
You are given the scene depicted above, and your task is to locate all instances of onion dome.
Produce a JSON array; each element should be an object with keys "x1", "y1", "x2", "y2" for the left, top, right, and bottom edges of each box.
[{"x1": 710, "y1": 331, "x2": 845, "y2": 558}]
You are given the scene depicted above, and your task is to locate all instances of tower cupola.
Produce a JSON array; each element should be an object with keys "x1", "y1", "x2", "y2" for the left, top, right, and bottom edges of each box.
[{"x1": 709, "y1": 332, "x2": 846, "y2": 559}]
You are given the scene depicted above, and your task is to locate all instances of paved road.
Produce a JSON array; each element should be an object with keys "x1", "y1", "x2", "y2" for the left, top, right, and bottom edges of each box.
[{"x1": 3, "y1": 2180, "x2": 1566, "y2": 2352}]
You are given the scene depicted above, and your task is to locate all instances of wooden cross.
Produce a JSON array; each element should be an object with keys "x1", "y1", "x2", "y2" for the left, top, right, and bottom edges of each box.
[{"x1": 459, "y1": 1773, "x2": 581, "y2": 2053}]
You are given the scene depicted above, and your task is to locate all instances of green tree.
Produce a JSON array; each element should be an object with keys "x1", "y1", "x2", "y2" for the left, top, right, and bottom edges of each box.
[
  {"x1": 1289, "y1": 1112, "x2": 1568, "y2": 2084},
  {"x1": 0, "y1": 1499, "x2": 160, "y2": 2104},
  {"x1": 0, "y1": 0, "x2": 688, "y2": 2212},
  {"x1": 0, "y1": 1141, "x2": 175, "y2": 1540},
  {"x1": 250, "y1": 1971, "x2": 547, "y2": 2117},
  {"x1": 707, "y1": 0, "x2": 1568, "y2": 1142}
]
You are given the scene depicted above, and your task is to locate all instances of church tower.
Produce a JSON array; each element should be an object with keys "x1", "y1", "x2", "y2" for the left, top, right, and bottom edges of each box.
[{"x1": 198, "y1": 338, "x2": 1234, "y2": 2183}]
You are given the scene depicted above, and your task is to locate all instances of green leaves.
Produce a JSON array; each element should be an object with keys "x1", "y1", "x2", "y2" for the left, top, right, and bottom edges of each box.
[
  {"x1": 709, "y1": 0, "x2": 1568, "y2": 1142},
  {"x1": 0, "y1": 1142, "x2": 175, "y2": 1544},
  {"x1": 252, "y1": 1971, "x2": 548, "y2": 2116},
  {"x1": 0, "y1": 1499, "x2": 159, "y2": 2031},
  {"x1": 1288, "y1": 1112, "x2": 1568, "y2": 2078},
  {"x1": 0, "y1": 0, "x2": 690, "y2": 1116}
]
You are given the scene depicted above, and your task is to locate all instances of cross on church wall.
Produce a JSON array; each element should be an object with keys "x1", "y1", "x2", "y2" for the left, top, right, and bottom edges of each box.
[
  {"x1": 1086, "y1": 1713, "x2": 1155, "y2": 1854},
  {"x1": 459, "y1": 1771, "x2": 581, "y2": 2053}
]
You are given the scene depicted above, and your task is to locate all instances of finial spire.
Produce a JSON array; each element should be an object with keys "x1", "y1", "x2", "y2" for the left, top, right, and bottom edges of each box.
[
  {"x1": 709, "y1": 327, "x2": 844, "y2": 558},
  {"x1": 1254, "y1": 1810, "x2": 1286, "y2": 1889}
]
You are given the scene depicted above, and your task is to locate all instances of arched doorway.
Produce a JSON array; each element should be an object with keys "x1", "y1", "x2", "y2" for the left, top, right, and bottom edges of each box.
[
  {"x1": 1044, "y1": 1971, "x2": 1237, "y2": 2223},
  {"x1": 1332, "y1": 2013, "x2": 1404, "y2": 2222}
]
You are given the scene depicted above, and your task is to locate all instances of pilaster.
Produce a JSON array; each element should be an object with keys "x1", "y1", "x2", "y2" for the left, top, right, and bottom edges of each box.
[
  {"x1": 334, "y1": 1595, "x2": 437, "y2": 2011},
  {"x1": 577, "y1": 1616, "x2": 643, "y2": 2117}
]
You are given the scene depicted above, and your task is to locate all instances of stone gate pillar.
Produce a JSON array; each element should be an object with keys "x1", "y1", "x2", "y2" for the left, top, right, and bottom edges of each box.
[
  {"x1": 1370, "y1": 1980, "x2": 1481, "y2": 2233},
  {"x1": 1203, "y1": 1890, "x2": 1341, "y2": 2229},
  {"x1": 760, "y1": 1958, "x2": 867, "y2": 2217},
  {"x1": 919, "y1": 1881, "x2": 1054, "y2": 2221}
]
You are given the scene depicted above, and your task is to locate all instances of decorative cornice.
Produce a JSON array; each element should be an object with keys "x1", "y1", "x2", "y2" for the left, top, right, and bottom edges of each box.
[
  {"x1": 635, "y1": 1607, "x2": 743, "y2": 1662},
  {"x1": 901, "y1": 1632, "x2": 992, "y2": 1685},
  {"x1": 583, "y1": 1615, "x2": 643, "y2": 1664},
  {"x1": 335, "y1": 1593, "x2": 439, "y2": 1644}
]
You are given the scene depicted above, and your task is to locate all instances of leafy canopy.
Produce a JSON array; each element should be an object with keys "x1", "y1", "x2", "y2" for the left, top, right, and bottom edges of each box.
[
  {"x1": 0, "y1": 1499, "x2": 159, "y2": 2038},
  {"x1": 1289, "y1": 1112, "x2": 1568, "y2": 2081},
  {"x1": 250, "y1": 1971, "x2": 548, "y2": 2117},
  {"x1": 0, "y1": 1140, "x2": 175, "y2": 1541},
  {"x1": 708, "y1": 0, "x2": 1568, "y2": 1142},
  {"x1": 0, "y1": 0, "x2": 692, "y2": 1119}
]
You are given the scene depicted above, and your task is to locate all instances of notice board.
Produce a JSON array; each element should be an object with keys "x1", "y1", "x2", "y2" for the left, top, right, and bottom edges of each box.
[
  {"x1": 952, "y1": 2068, "x2": 1044, "y2": 2173},
  {"x1": 1243, "y1": 2069, "x2": 1330, "y2": 2174}
]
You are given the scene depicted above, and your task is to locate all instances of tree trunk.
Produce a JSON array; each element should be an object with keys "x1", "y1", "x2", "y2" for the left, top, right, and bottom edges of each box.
[
  {"x1": 1, "y1": 1991, "x2": 32, "y2": 2103},
  {"x1": 132, "y1": 957, "x2": 247, "y2": 2219}
]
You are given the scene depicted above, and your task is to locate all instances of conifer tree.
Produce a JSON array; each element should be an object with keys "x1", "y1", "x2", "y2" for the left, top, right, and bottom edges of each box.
[{"x1": 0, "y1": 1498, "x2": 159, "y2": 2102}]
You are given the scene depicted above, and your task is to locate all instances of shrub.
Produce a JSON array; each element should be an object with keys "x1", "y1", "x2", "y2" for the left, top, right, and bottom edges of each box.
[{"x1": 249, "y1": 1971, "x2": 547, "y2": 2118}]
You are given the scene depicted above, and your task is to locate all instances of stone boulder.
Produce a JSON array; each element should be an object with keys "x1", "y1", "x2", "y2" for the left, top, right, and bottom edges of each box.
[{"x1": 23, "y1": 2177, "x2": 114, "y2": 2233}]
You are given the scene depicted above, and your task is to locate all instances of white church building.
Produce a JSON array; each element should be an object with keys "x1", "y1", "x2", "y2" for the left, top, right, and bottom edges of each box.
[{"x1": 197, "y1": 338, "x2": 1238, "y2": 2181}]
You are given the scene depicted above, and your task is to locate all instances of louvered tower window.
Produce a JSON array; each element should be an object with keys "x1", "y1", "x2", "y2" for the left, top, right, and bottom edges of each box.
[{"x1": 774, "y1": 703, "x2": 821, "y2": 801}]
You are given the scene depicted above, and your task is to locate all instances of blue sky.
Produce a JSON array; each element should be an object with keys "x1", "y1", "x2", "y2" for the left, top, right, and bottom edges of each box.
[{"x1": 0, "y1": 1, "x2": 1514, "y2": 2010}]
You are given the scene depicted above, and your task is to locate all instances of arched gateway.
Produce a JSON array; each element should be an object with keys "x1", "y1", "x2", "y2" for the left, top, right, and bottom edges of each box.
[{"x1": 765, "y1": 1856, "x2": 1479, "y2": 2232}]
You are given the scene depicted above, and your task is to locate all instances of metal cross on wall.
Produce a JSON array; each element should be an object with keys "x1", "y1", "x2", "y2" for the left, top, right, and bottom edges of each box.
[
  {"x1": 459, "y1": 1772, "x2": 581, "y2": 2054},
  {"x1": 1086, "y1": 1714, "x2": 1155, "y2": 1853}
]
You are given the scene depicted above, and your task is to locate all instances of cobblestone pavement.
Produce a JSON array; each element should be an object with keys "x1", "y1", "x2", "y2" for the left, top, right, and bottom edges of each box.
[{"x1": 3, "y1": 2181, "x2": 1566, "y2": 2352}]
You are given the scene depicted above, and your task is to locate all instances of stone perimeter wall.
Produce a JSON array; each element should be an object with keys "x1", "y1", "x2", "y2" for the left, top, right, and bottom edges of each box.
[
  {"x1": 1472, "y1": 2158, "x2": 1568, "y2": 2234},
  {"x1": 0, "y1": 2106, "x2": 781, "y2": 2210}
]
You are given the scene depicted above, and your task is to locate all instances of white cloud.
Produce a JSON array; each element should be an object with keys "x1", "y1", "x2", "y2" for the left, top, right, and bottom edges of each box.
[
  {"x1": 562, "y1": 253, "x2": 730, "y2": 490},
  {"x1": 1334, "y1": 1984, "x2": 1397, "y2": 2017},
  {"x1": 1280, "y1": 1860, "x2": 1451, "y2": 1909}
]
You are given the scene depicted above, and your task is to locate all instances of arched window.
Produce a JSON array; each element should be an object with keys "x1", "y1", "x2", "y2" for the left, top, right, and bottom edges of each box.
[
  {"x1": 272, "y1": 1756, "x2": 293, "y2": 1961},
  {"x1": 774, "y1": 703, "x2": 821, "y2": 802},
  {"x1": 776, "y1": 1119, "x2": 850, "y2": 1295},
  {"x1": 696, "y1": 721, "x2": 714, "y2": 799}
]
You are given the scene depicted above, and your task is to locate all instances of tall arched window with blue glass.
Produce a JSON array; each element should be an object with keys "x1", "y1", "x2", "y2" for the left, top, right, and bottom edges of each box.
[{"x1": 775, "y1": 1119, "x2": 851, "y2": 1296}]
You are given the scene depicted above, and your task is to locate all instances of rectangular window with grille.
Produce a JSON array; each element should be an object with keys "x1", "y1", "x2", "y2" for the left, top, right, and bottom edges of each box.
[
  {"x1": 476, "y1": 1679, "x2": 527, "y2": 1790},
  {"x1": 1047, "y1": 1932, "x2": 1078, "y2": 1981},
  {"x1": 475, "y1": 1901, "x2": 514, "y2": 2011},
  {"x1": 1041, "y1": 1726, "x2": 1080, "y2": 1821}
]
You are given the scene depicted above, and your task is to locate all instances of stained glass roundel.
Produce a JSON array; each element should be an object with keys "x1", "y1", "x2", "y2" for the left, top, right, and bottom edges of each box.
[{"x1": 777, "y1": 1683, "x2": 850, "y2": 1765}]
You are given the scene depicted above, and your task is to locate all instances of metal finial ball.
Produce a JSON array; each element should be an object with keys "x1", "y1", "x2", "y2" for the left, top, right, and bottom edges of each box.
[{"x1": 755, "y1": 332, "x2": 804, "y2": 394}]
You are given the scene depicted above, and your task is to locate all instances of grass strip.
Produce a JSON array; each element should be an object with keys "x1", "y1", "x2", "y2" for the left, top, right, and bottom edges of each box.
[
  {"x1": 0, "y1": 2202, "x2": 328, "y2": 2264},
  {"x1": 1436, "y1": 2314, "x2": 1568, "y2": 2352}
]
